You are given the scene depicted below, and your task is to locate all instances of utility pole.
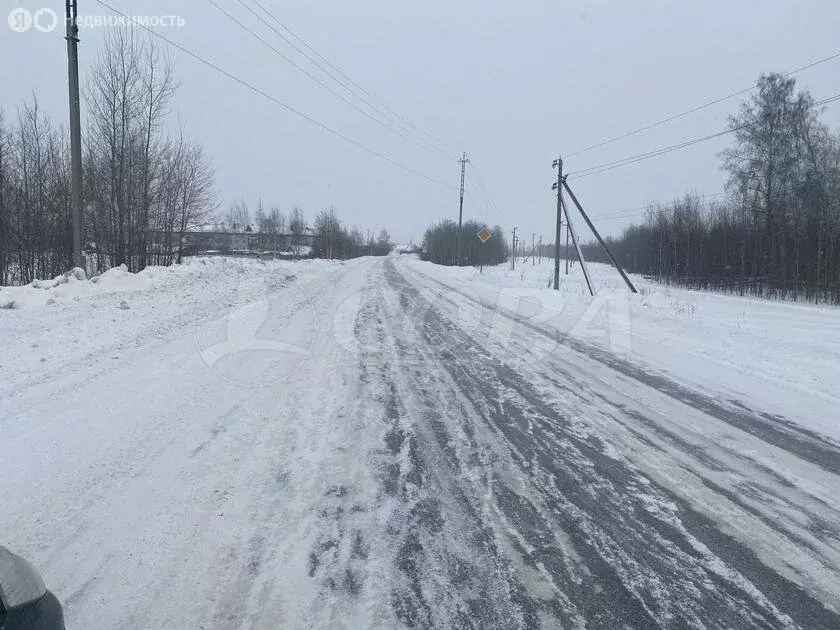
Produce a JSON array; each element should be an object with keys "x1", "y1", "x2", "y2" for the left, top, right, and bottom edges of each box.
[
  {"x1": 456, "y1": 152, "x2": 469, "y2": 266},
  {"x1": 66, "y1": 0, "x2": 83, "y2": 269},
  {"x1": 511, "y1": 227, "x2": 517, "y2": 270},
  {"x1": 552, "y1": 157, "x2": 563, "y2": 290},
  {"x1": 538, "y1": 236, "x2": 543, "y2": 264}
]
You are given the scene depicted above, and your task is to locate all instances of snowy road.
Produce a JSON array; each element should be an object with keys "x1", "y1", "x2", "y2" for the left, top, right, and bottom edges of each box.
[{"x1": 2, "y1": 256, "x2": 840, "y2": 628}]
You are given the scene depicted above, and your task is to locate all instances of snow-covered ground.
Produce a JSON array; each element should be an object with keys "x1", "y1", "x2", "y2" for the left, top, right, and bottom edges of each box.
[
  {"x1": 0, "y1": 257, "x2": 342, "y2": 401},
  {"x1": 2, "y1": 254, "x2": 839, "y2": 628},
  {"x1": 1, "y1": 256, "x2": 382, "y2": 628},
  {"x1": 401, "y1": 256, "x2": 840, "y2": 443}
]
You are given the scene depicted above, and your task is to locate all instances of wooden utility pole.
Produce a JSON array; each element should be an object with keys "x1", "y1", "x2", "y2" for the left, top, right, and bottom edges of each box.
[
  {"x1": 66, "y1": 0, "x2": 83, "y2": 269},
  {"x1": 456, "y1": 152, "x2": 469, "y2": 266},
  {"x1": 552, "y1": 158, "x2": 563, "y2": 290}
]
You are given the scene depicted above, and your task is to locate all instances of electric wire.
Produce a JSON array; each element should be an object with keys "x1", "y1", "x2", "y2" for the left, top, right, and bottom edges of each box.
[
  {"x1": 570, "y1": 92, "x2": 840, "y2": 180},
  {"x1": 566, "y1": 50, "x2": 840, "y2": 159},
  {"x1": 91, "y1": 0, "x2": 457, "y2": 191},
  {"x1": 208, "y1": 0, "x2": 454, "y2": 161},
  {"x1": 245, "y1": 0, "x2": 459, "y2": 157}
]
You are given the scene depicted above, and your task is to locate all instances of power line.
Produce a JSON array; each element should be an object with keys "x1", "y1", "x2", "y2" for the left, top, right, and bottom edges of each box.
[
  {"x1": 594, "y1": 193, "x2": 728, "y2": 221},
  {"x1": 207, "y1": 0, "x2": 454, "y2": 161},
  {"x1": 237, "y1": 0, "x2": 456, "y2": 160},
  {"x1": 570, "y1": 93, "x2": 840, "y2": 180},
  {"x1": 816, "y1": 93, "x2": 840, "y2": 106},
  {"x1": 567, "y1": 49, "x2": 840, "y2": 159},
  {"x1": 569, "y1": 127, "x2": 744, "y2": 179},
  {"x1": 245, "y1": 0, "x2": 459, "y2": 157},
  {"x1": 593, "y1": 203, "x2": 659, "y2": 221},
  {"x1": 467, "y1": 161, "x2": 502, "y2": 218},
  {"x1": 574, "y1": 193, "x2": 730, "y2": 229},
  {"x1": 465, "y1": 176, "x2": 495, "y2": 221},
  {"x1": 91, "y1": 0, "x2": 457, "y2": 191}
]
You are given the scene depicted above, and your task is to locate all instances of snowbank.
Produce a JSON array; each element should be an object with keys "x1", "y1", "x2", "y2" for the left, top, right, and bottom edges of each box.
[{"x1": 0, "y1": 256, "x2": 343, "y2": 400}]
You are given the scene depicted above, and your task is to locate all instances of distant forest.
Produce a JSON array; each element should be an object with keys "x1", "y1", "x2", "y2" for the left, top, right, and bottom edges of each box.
[{"x1": 581, "y1": 74, "x2": 840, "y2": 304}]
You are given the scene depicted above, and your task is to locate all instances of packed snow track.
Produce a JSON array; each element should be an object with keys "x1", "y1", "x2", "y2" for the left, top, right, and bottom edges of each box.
[{"x1": 2, "y1": 256, "x2": 839, "y2": 629}]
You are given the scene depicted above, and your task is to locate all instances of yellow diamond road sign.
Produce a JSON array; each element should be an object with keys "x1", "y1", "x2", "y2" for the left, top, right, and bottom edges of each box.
[{"x1": 477, "y1": 227, "x2": 491, "y2": 243}]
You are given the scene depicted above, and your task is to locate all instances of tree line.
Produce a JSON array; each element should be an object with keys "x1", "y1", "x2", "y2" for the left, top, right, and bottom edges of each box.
[
  {"x1": 580, "y1": 74, "x2": 840, "y2": 304},
  {"x1": 311, "y1": 207, "x2": 393, "y2": 259},
  {"x1": 218, "y1": 199, "x2": 393, "y2": 259},
  {"x1": 222, "y1": 198, "x2": 305, "y2": 237},
  {"x1": 421, "y1": 219, "x2": 509, "y2": 266},
  {"x1": 1, "y1": 29, "x2": 214, "y2": 285}
]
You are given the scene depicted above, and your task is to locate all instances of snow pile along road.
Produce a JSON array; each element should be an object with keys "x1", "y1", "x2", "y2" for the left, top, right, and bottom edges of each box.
[{"x1": 0, "y1": 257, "x2": 339, "y2": 400}]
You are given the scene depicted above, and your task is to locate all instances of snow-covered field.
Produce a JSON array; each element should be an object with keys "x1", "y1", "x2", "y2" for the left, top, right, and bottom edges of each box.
[
  {"x1": 2, "y1": 254, "x2": 839, "y2": 628},
  {"x1": 402, "y1": 256, "x2": 840, "y2": 443}
]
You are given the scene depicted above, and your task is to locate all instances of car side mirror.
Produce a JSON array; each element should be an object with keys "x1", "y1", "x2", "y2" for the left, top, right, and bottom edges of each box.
[{"x1": 0, "y1": 547, "x2": 64, "y2": 630}]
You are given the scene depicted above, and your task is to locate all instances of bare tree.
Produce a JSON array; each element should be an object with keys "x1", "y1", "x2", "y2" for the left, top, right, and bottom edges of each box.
[
  {"x1": 226, "y1": 199, "x2": 250, "y2": 232},
  {"x1": 257, "y1": 203, "x2": 284, "y2": 234},
  {"x1": 0, "y1": 110, "x2": 8, "y2": 285},
  {"x1": 254, "y1": 198, "x2": 266, "y2": 233},
  {"x1": 376, "y1": 228, "x2": 392, "y2": 255},
  {"x1": 174, "y1": 142, "x2": 215, "y2": 263},
  {"x1": 137, "y1": 36, "x2": 177, "y2": 268},
  {"x1": 289, "y1": 206, "x2": 306, "y2": 257},
  {"x1": 268, "y1": 205, "x2": 285, "y2": 234},
  {"x1": 85, "y1": 27, "x2": 145, "y2": 268},
  {"x1": 85, "y1": 29, "x2": 199, "y2": 270},
  {"x1": 314, "y1": 207, "x2": 342, "y2": 259}
]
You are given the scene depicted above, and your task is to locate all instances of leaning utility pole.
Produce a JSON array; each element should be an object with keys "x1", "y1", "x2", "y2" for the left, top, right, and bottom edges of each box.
[
  {"x1": 511, "y1": 227, "x2": 517, "y2": 270},
  {"x1": 66, "y1": 0, "x2": 83, "y2": 269},
  {"x1": 561, "y1": 194, "x2": 594, "y2": 295},
  {"x1": 456, "y1": 152, "x2": 469, "y2": 266},
  {"x1": 562, "y1": 179, "x2": 638, "y2": 293},
  {"x1": 551, "y1": 157, "x2": 563, "y2": 290},
  {"x1": 565, "y1": 221, "x2": 570, "y2": 275},
  {"x1": 522, "y1": 235, "x2": 541, "y2": 265}
]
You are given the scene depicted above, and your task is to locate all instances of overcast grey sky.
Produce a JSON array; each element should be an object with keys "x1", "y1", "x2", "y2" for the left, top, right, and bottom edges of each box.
[{"x1": 3, "y1": 0, "x2": 840, "y2": 244}]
